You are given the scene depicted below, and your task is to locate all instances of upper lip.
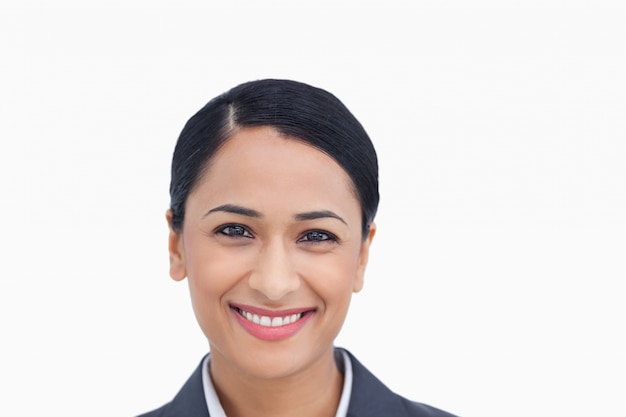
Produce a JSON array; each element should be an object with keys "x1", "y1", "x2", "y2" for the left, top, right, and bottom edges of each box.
[{"x1": 230, "y1": 303, "x2": 316, "y2": 317}]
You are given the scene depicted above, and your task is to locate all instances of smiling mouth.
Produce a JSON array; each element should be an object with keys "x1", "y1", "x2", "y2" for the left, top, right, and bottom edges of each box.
[{"x1": 233, "y1": 307, "x2": 312, "y2": 327}]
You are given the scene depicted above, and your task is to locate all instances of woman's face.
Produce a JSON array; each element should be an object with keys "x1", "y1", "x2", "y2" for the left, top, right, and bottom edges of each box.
[{"x1": 167, "y1": 126, "x2": 375, "y2": 380}]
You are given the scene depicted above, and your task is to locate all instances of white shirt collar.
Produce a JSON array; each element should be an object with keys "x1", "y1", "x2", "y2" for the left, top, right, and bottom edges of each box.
[{"x1": 201, "y1": 350, "x2": 353, "y2": 417}]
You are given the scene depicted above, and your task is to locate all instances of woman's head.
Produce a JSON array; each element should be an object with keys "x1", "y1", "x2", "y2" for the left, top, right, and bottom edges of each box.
[
  {"x1": 165, "y1": 80, "x2": 379, "y2": 380},
  {"x1": 169, "y1": 79, "x2": 379, "y2": 237}
]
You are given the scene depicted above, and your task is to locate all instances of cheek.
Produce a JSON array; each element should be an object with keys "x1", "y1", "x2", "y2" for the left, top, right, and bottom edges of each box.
[
  {"x1": 184, "y1": 243, "x2": 254, "y2": 314},
  {"x1": 297, "y1": 250, "x2": 361, "y2": 303}
]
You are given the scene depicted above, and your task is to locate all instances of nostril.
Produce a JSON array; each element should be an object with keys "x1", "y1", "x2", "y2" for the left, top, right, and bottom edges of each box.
[{"x1": 247, "y1": 273, "x2": 301, "y2": 301}]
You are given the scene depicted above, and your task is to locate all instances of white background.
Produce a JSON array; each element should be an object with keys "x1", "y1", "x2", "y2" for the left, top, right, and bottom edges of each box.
[{"x1": 1, "y1": 1, "x2": 625, "y2": 416}]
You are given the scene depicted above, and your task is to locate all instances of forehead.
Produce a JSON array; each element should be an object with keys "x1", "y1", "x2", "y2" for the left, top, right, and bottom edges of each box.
[{"x1": 189, "y1": 126, "x2": 360, "y2": 217}]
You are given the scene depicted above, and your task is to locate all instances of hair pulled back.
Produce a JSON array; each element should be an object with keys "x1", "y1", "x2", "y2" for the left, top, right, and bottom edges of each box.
[{"x1": 169, "y1": 79, "x2": 379, "y2": 236}]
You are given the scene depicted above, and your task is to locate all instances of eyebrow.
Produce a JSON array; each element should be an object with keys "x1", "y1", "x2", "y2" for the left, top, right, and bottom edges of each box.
[
  {"x1": 204, "y1": 204, "x2": 262, "y2": 218},
  {"x1": 294, "y1": 210, "x2": 347, "y2": 225},
  {"x1": 203, "y1": 205, "x2": 347, "y2": 225}
]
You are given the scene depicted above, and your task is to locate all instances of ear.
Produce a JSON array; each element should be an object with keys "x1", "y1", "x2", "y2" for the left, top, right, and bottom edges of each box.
[
  {"x1": 353, "y1": 222, "x2": 376, "y2": 293},
  {"x1": 166, "y1": 209, "x2": 187, "y2": 282}
]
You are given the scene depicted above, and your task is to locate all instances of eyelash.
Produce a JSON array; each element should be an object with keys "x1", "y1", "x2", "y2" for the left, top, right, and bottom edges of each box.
[
  {"x1": 297, "y1": 230, "x2": 338, "y2": 244},
  {"x1": 215, "y1": 224, "x2": 254, "y2": 239},
  {"x1": 214, "y1": 225, "x2": 338, "y2": 244}
]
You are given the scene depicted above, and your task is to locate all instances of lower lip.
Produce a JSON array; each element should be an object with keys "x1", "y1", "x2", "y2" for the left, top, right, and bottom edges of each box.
[{"x1": 232, "y1": 308, "x2": 315, "y2": 341}]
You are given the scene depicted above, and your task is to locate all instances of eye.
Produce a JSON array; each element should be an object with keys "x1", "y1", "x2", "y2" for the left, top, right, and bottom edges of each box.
[
  {"x1": 215, "y1": 224, "x2": 254, "y2": 239},
  {"x1": 297, "y1": 230, "x2": 337, "y2": 243}
]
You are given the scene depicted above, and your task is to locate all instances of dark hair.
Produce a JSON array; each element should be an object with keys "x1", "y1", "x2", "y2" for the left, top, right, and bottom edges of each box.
[{"x1": 169, "y1": 79, "x2": 379, "y2": 236}]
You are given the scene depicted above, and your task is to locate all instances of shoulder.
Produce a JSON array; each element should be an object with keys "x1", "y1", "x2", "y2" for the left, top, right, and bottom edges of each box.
[
  {"x1": 135, "y1": 404, "x2": 168, "y2": 417},
  {"x1": 134, "y1": 355, "x2": 209, "y2": 417},
  {"x1": 400, "y1": 399, "x2": 459, "y2": 417},
  {"x1": 342, "y1": 348, "x2": 459, "y2": 417}
]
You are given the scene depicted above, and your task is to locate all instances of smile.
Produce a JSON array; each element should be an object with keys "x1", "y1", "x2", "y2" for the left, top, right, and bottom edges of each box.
[
  {"x1": 230, "y1": 304, "x2": 316, "y2": 341},
  {"x1": 235, "y1": 307, "x2": 303, "y2": 327}
]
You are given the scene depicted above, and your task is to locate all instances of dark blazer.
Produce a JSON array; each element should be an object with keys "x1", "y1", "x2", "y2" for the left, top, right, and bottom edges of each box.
[{"x1": 137, "y1": 348, "x2": 458, "y2": 417}]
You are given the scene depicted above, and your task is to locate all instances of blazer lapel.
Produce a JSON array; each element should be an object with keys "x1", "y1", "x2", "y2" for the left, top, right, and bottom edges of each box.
[
  {"x1": 343, "y1": 349, "x2": 408, "y2": 417},
  {"x1": 164, "y1": 355, "x2": 211, "y2": 417}
]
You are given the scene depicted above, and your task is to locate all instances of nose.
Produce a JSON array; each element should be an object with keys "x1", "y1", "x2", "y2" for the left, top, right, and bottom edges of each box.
[{"x1": 248, "y1": 239, "x2": 300, "y2": 301}]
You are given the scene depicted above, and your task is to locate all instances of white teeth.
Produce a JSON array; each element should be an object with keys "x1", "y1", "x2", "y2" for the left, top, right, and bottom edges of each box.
[{"x1": 238, "y1": 308, "x2": 303, "y2": 327}]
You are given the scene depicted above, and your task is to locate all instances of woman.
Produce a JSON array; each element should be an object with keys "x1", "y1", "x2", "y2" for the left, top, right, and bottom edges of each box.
[{"x1": 139, "y1": 79, "x2": 457, "y2": 417}]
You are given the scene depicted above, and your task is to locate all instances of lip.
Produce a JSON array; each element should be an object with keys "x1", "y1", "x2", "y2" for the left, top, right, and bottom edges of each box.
[{"x1": 230, "y1": 303, "x2": 316, "y2": 341}]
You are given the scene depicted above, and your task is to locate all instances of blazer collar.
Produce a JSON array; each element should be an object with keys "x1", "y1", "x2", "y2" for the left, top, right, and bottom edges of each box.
[
  {"x1": 343, "y1": 349, "x2": 410, "y2": 416},
  {"x1": 164, "y1": 348, "x2": 406, "y2": 417},
  {"x1": 165, "y1": 355, "x2": 209, "y2": 417}
]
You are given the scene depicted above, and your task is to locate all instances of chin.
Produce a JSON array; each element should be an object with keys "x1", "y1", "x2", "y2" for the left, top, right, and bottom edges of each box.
[{"x1": 212, "y1": 340, "x2": 332, "y2": 380}]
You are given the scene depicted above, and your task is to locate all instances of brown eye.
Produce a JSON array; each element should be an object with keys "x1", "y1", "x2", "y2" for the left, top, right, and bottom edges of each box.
[
  {"x1": 298, "y1": 230, "x2": 337, "y2": 243},
  {"x1": 217, "y1": 224, "x2": 254, "y2": 238}
]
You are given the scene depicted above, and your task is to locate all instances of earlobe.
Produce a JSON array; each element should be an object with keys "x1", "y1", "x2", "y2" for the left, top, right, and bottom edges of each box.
[
  {"x1": 353, "y1": 222, "x2": 376, "y2": 293},
  {"x1": 166, "y1": 210, "x2": 187, "y2": 282}
]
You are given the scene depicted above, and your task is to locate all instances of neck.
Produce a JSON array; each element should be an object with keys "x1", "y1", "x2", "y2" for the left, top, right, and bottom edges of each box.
[{"x1": 209, "y1": 347, "x2": 343, "y2": 417}]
